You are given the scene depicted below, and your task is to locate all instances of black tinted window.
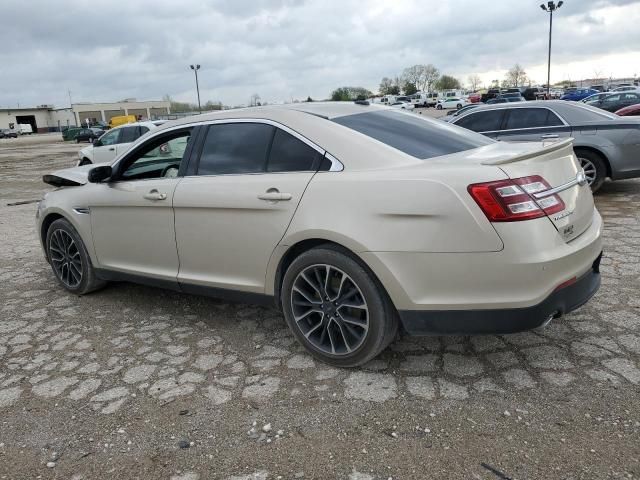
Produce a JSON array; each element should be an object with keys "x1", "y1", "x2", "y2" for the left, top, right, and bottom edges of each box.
[
  {"x1": 198, "y1": 123, "x2": 273, "y2": 175},
  {"x1": 455, "y1": 110, "x2": 505, "y2": 132},
  {"x1": 139, "y1": 126, "x2": 150, "y2": 135},
  {"x1": 267, "y1": 129, "x2": 319, "y2": 172},
  {"x1": 333, "y1": 110, "x2": 492, "y2": 160},
  {"x1": 119, "y1": 126, "x2": 139, "y2": 143},
  {"x1": 504, "y1": 108, "x2": 563, "y2": 130}
]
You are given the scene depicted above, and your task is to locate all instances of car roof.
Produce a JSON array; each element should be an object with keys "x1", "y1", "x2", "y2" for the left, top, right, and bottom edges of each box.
[{"x1": 111, "y1": 121, "x2": 159, "y2": 130}]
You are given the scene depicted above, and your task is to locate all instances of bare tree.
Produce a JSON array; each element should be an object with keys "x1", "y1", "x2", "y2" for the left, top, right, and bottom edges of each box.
[
  {"x1": 467, "y1": 74, "x2": 482, "y2": 91},
  {"x1": 422, "y1": 64, "x2": 440, "y2": 92},
  {"x1": 249, "y1": 93, "x2": 261, "y2": 106},
  {"x1": 402, "y1": 65, "x2": 424, "y2": 90},
  {"x1": 504, "y1": 64, "x2": 528, "y2": 87},
  {"x1": 379, "y1": 77, "x2": 394, "y2": 95}
]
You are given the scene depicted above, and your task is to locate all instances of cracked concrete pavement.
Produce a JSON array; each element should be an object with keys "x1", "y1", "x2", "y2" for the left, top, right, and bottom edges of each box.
[{"x1": 0, "y1": 137, "x2": 639, "y2": 479}]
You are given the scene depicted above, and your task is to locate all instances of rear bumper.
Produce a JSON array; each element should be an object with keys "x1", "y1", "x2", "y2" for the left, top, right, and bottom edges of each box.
[{"x1": 399, "y1": 252, "x2": 602, "y2": 335}]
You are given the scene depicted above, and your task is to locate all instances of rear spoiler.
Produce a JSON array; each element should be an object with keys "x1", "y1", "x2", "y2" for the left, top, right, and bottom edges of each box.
[{"x1": 480, "y1": 138, "x2": 573, "y2": 166}]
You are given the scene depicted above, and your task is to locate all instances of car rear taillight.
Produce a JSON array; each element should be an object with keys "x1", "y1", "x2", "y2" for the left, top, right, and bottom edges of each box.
[{"x1": 468, "y1": 175, "x2": 565, "y2": 222}]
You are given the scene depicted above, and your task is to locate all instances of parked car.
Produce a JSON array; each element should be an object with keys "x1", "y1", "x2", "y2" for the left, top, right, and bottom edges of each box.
[
  {"x1": 0, "y1": 129, "x2": 18, "y2": 138},
  {"x1": 611, "y1": 86, "x2": 640, "y2": 93},
  {"x1": 62, "y1": 127, "x2": 85, "y2": 141},
  {"x1": 38, "y1": 102, "x2": 602, "y2": 366},
  {"x1": 584, "y1": 92, "x2": 640, "y2": 113},
  {"x1": 480, "y1": 89, "x2": 501, "y2": 103},
  {"x1": 108, "y1": 114, "x2": 137, "y2": 129},
  {"x1": 390, "y1": 101, "x2": 414, "y2": 110},
  {"x1": 75, "y1": 128, "x2": 104, "y2": 143},
  {"x1": 77, "y1": 121, "x2": 164, "y2": 165},
  {"x1": 467, "y1": 93, "x2": 482, "y2": 103},
  {"x1": 615, "y1": 104, "x2": 640, "y2": 116},
  {"x1": 449, "y1": 100, "x2": 640, "y2": 191},
  {"x1": 560, "y1": 88, "x2": 599, "y2": 101},
  {"x1": 443, "y1": 103, "x2": 482, "y2": 120},
  {"x1": 581, "y1": 92, "x2": 614, "y2": 104},
  {"x1": 523, "y1": 87, "x2": 547, "y2": 101},
  {"x1": 436, "y1": 97, "x2": 467, "y2": 110}
]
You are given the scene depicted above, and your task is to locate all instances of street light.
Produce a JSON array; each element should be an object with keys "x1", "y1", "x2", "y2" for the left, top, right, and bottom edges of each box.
[
  {"x1": 540, "y1": 1, "x2": 563, "y2": 98},
  {"x1": 190, "y1": 64, "x2": 202, "y2": 113}
]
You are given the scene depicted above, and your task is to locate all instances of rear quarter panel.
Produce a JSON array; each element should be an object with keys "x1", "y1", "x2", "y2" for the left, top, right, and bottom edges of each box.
[{"x1": 281, "y1": 165, "x2": 507, "y2": 254}]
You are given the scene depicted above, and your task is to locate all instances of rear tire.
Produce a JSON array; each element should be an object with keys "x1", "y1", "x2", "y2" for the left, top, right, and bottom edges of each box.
[
  {"x1": 281, "y1": 246, "x2": 398, "y2": 367},
  {"x1": 456, "y1": 104, "x2": 462, "y2": 109},
  {"x1": 46, "y1": 218, "x2": 106, "y2": 295},
  {"x1": 575, "y1": 149, "x2": 607, "y2": 193}
]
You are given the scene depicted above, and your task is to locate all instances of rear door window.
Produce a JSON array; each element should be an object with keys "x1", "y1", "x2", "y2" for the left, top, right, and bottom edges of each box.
[
  {"x1": 197, "y1": 123, "x2": 274, "y2": 175},
  {"x1": 267, "y1": 129, "x2": 320, "y2": 172},
  {"x1": 504, "y1": 108, "x2": 563, "y2": 130},
  {"x1": 454, "y1": 110, "x2": 505, "y2": 133},
  {"x1": 119, "y1": 126, "x2": 139, "y2": 144}
]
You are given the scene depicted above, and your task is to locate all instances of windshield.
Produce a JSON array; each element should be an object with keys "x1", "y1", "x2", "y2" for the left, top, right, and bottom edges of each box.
[{"x1": 332, "y1": 110, "x2": 493, "y2": 160}]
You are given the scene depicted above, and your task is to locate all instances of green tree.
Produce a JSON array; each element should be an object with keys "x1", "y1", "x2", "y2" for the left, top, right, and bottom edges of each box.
[
  {"x1": 403, "y1": 82, "x2": 418, "y2": 95},
  {"x1": 330, "y1": 87, "x2": 373, "y2": 101},
  {"x1": 435, "y1": 75, "x2": 461, "y2": 90}
]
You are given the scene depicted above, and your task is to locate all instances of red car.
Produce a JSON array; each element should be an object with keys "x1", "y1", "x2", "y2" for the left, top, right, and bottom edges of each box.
[
  {"x1": 467, "y1": 93, "x2": 482, "y2": 103},
  {"x1": 615, "y1": 104, "x2": 640, "y2": 116}
]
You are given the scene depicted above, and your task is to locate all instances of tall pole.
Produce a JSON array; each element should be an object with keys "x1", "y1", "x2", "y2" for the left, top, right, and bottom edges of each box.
[
  {"x1": 190, "y1": 64, "x2": 202, "y2": 113},
  {"x1": 541, "y1": 1, "x2": 563, "y2": 99},
  {"x1": 547, "y1": 8, "x2": 552, "y2": 98}
]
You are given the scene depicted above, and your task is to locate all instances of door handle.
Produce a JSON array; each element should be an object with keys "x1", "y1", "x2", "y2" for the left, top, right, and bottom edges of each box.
[
  {"x1": 540, "y1": 134, "x2": 559, "y2": 139},
  {"x1": 257, "y1": 190, "x2": 292, "y2": 202},
  {"x1": 143, "y1": 189, "x2": 167, "y2": 201},
  {"x1": 108, "y1": 147, "x2": 115, "y2": 151}
]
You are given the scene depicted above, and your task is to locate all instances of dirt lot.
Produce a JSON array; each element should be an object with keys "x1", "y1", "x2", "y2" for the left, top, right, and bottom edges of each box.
[{"x1": 0, "y1": 136, "x2": 639, "y2": 480}]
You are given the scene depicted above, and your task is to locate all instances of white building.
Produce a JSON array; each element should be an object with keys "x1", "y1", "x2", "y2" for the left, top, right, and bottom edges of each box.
[
  {"x1": 72, "y1": 99, "x2": 171, "y2": 126},
  {"x1": 0, "y1": 106, "x2": 75, "y2": 133}
]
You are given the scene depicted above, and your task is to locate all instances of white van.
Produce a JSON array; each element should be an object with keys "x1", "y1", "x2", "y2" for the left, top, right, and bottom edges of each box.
[
  {"x1": 18, "y1": 124, "x2": 33, "y2": 135},
  {"x1": 411, "y1": 92, "x2": 438, "y2": 107},
  {"x1": 439, "y1": 90, "x2": 467, "y2": 100},
  {"x1": 374, "y1": 95, "x2": 397, "y2": 105}
]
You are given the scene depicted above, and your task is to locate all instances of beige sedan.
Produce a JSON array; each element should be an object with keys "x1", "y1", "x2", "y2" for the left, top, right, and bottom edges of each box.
[{"x1": 37, "y1": 102, "x2": 602, "y2": 367}]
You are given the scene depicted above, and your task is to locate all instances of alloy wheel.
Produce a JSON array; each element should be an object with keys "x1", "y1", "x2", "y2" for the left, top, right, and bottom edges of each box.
[
  {"x1": 578, "y1": 157, "x2": 597, "y2": 185},
  {"x1": 290, "y1": 264, "x2": 369, "y2": 355},
  {"x1": 49, "y1": 229, "x2": 83, "y2": 288}
]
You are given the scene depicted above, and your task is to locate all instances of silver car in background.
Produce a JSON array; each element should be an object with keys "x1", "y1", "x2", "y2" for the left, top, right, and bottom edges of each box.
[{"x1": 449, "y1": 100, "x2": 640, "y2": 191}]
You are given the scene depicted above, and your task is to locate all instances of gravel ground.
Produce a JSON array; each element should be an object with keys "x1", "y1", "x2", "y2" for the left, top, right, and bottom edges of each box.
[{"x1": 0, "y1": 138, "x2": 639, "y2": 480}]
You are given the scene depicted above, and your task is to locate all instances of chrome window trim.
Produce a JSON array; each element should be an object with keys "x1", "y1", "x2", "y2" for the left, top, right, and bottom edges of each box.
[{"x1": 114, "y1": 118, "x2": 344, "y2": 176}]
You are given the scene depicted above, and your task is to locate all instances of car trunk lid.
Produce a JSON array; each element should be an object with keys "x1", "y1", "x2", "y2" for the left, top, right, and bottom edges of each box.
[{"x1": 483, "y1": 138, "x2": 594, "y2": 242}]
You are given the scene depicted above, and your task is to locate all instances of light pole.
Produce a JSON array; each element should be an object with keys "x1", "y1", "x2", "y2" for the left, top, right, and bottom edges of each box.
[
  {"x1": 190, "y1": 64, "x2": 201, "y2": 113},
  {"x1": 540, "y1": 1, "x2": 563, "y2": 98}
]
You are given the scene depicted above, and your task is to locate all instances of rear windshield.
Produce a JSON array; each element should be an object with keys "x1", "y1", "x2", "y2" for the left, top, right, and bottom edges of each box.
[{"x1": 332, "y1": 110, "x2": 493, "y2": 159}]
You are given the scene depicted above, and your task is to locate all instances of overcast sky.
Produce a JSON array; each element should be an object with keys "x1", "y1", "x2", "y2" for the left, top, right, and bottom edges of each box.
[{"x1": 1, "y1": 0, "x2": 640, "y2": 108}]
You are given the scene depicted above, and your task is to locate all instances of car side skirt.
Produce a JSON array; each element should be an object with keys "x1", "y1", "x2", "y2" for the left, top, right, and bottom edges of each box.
[
  {"x1": 94, "y1": 268, "x2": 276, "y2": 306},
  {"x1": 398, "y1": 252, "x2": 601, "y2": 336}
]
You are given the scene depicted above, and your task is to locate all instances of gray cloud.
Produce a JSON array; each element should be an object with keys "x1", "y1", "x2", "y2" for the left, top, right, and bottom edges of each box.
[{"x1": 1, "y1": 0, "x2": 639, "y2": 108}]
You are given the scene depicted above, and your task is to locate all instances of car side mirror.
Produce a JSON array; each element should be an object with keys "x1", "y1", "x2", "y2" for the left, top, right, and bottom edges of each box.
[
  {"x1": 87, "y1": 165, "x2": 112, "y2": 183},
  {"x1": 93, "y1": 138, "x2": 103, "y2": 147}
]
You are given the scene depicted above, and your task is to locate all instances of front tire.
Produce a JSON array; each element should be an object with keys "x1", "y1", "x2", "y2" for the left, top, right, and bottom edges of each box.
[
  {"x1": 281, "y1": 246, "x2": 398, "y2": 367},
  {"x1": 456, "y1": 104, "x2": 462, "y2": 109},
  {"x1": 79, "y1": 158, "x2": 92, "y2": 166},
  {"x1": 436, "y1": 104, "x2": 442, "y2": 110},
  {"x1": 575, "y1": 149, "x2": 607, "y2": 193},
  {"x1": 46, "y1": 218, "x2": 105, "y2": 295}
]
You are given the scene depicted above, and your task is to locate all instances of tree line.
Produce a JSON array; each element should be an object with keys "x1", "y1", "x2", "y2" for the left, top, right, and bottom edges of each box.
[{"x1": 330, "y1": 63, "x2": 533, "y2": 101}]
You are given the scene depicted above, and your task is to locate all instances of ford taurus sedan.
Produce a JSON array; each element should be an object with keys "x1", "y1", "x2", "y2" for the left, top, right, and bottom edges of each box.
[
  {"x1": 37, "y1": 102, "x2": 602, "y2": 367},
  {"x1": 449, "y1": 100, "x2": 640, "y2": 192}
]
